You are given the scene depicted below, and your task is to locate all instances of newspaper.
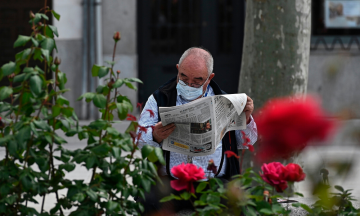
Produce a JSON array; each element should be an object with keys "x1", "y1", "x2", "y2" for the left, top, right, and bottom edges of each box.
[{"x1": 159, "y1": 93, "x2": 248, "y2": 156}]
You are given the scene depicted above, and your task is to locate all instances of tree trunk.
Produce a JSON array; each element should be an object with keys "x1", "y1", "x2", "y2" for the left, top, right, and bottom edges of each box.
[
  {"x1": 238, "y1": 0, "x2": 312, "y2": 109},
  {"x1": 239, "y1": 0, "x2": 312, "y2": 195}
]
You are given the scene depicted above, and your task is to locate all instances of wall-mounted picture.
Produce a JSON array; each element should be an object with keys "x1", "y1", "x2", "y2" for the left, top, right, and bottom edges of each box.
[{"x1": 325, "y1": 0, "x2": 360, "y2": 28}]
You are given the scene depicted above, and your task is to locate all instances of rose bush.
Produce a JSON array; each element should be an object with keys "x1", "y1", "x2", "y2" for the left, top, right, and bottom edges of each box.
[{"x1": 170, "y1": 163, "x2": 205, "y2": 193}]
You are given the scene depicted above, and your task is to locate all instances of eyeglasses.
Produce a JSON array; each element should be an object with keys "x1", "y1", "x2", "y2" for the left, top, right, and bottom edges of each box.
[{"x1": 178, "y1": 75, "x2": 210, "y2": 89}]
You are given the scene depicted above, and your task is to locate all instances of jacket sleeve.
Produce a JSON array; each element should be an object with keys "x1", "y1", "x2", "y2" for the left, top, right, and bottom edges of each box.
[{"x1": 235, "y1": 115, "x2": 258, "y2": 149}]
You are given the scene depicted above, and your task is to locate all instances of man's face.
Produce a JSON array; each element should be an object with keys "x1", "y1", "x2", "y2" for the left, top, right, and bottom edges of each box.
[{"x1": 176, "y1": 56, "x2": 215, "y2": 94}]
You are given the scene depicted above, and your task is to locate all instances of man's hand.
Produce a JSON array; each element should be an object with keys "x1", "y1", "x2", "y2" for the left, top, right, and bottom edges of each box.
[
  {"x1": 244, "y1": 96, "x2": 254, "y2": 124},
  {"x1": 153, "y1": 122, "x2": 176, "y2": 144}
]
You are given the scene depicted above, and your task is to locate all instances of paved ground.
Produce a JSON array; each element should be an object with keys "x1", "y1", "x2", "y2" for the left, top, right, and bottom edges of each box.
[{"x1": 1, "y1": 120, "x2": 360, "y2": 215}]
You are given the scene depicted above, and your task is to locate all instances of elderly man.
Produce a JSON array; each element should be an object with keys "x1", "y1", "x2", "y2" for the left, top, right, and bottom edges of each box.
[{"x1": 137, "y1": 47, "x2": 257, "y2": 214}]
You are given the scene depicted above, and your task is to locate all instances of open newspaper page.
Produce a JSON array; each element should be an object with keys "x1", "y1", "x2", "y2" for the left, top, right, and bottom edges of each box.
[
  {"x1": 213, "y1": 94, "x2": 247, "y2": 145},
  {"x1": 159, "y1": 93, "x2": 248, "y2": 156}
]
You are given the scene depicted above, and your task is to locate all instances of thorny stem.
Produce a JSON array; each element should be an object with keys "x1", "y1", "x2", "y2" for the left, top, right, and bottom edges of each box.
[
  {"x1": 43, "y1": 0, "x2": 48, "y2": 75},
  {"x1": 111, "y1": 41, "x2": 117, "y2": 78}
]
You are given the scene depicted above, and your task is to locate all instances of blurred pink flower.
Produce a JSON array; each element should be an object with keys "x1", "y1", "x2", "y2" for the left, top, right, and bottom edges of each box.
[{"x1": 255, "y1": 95, "x2": 336, "y2": 161}]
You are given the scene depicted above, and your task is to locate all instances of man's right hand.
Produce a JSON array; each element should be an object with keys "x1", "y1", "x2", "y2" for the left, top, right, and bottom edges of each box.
[{"x1": 152, "y1": 122, "x2": 176, "y2": 144}]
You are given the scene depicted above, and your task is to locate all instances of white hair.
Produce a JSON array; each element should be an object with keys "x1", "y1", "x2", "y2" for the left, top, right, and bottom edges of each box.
[{"x1": 178, "y1": 47, "x2": 214, "y2": 75}]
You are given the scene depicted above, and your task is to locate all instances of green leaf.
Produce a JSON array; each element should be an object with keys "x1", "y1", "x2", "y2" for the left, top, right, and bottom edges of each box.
[
  {"x1": 86, "y1": 189, "x2": 97, "y2": 202},
  {"x1": 51, "y1": 10, "x2": 61, "y2": 21},
  {"x1": 206, "y1": 194, "x2": 221, "y2": 205},
  {"x1": 196, "y1": 182, "x2": 207, "y2": 193},
  {"x1": 23, "y1": 67, "x2": 37, "y2": 74},
  {"x1": 57, "y1": 72, "x2": 67, "y2": 90},
  {"x1": 33, "y1": 49, "x2": 43, "y2": 61},
  {"x1": 106, "y1": 127, "x2": 120, "y2": 136},
  {"x1": 85, "y1": 155, "x2": 97, "y2": 169},
  {"x1": 13, "y1": 35, "x2": 31, "y2": 48},
  {"x1": 300, "y1": 204, "x2": 313, "y2": 213},
  {"x1": 127, "y1": 77, "x2": 143, "y2": 84},
  {"x1": 41, "y1": 38, "x2": 55, "y2": 52},
  {"x1": 33, "y1": 120, "x2": 51, "y2": 131},
  {"x1": 15, "y1": 125, "x2": 31, "y2": 148},
  {"x1": 31, "y1": 37, "x2": 39, "y2": 47},
  {"x1": 259, "y1": 209, "x2": 273, "y2": 215},
  {"x1": 29, "y1": 75, "x2": 43, "y2": 96},
  {"x1": 295, "y1": 192, "x2": 304, "y2": 197},
  {"x1": 78, "y1": 92, "x2": 95, "y2": 102},
  {"x1": 13, "y1": 73, "x2": 27, "y2": 83},
  {"x1": 61, "y1": 107, "x2": 74, "y2": 118},
  {"x1": 113, "y1": 79, "x2": 124, "y2": 88},
  {"x1": 0, "y1": 87, "x2": 13, "y2": 100},
  {"x1": 52, "y1": 105, "x2": 61, "y2": 117},
  {"x1": 56, "y1": 95, "x2": 69, "y2": 106},
  {"x1": 91, "y1": 144, "x2": 111, "y2": 156},
  {"x1": 116, "y1": 103, "x2": 127, "y2": 120},
  {"x1": 107, "y1": 200, "x2": 118, "y2": 211},
  {"x1": 141, "y1": 145, "x2": 154, "y2": 158},
  {"x1": 93, "y1": 94, "x2": 107, "y2": 108},
  {"x1": 41, "y1": 49, "x2": 50, "y2": 62},
  {"x1": 335, "y1": 185, "x2": 344, "y2": 192},
  {"x1": 244, "y1": 207, "x2": 257, "y2": 216},
  {"x1": 125, "y1": 81, "x2": 137, "y2": 91},
  {"x1": 48, "y1": 25, "x2": 59, "y2": 37},
  {"x1": 40, "y1": 13, "x2": 49, "y2": 20},
  {"x1": 112, "y1": 147, "x2": 121, "y2": 159},
  {"x1": 160, "y1": 195, "x2": 176, "y2": 203},
  {"x1": 1, "y1": 61, "x2": 16, "y2": 76},
  {"x1": 91, "y1": 65, "x2": 109, "y2": 78},
  {"x1": 154, "y1": 147, "x2": 165, "y2": 165},
  {"x1": 180, "y1": 192, "x2": 191, "y2": 200},
  {"x1": 89, "y1": 119, "x2": 107, "y2": 130},
  {"x1": 59, "y1": 163, "x2": 76, "y2": 172}
]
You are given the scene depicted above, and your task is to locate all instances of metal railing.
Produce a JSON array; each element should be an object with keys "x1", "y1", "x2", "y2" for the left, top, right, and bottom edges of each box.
[{"x1": 310, "y1": 36, "x2": 360, "y2": 51}]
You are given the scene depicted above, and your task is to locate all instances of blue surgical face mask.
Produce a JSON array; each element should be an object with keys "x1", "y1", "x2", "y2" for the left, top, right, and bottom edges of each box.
[{"x1": 176, "y1": 78, "x2": 209, "y2": 101}]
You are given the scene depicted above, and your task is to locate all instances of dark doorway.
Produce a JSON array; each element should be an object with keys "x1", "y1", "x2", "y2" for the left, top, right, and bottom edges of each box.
[
  {"x1": 0, "y1": 0, "x2": 52, "y2": 88},
  {"x1": 138, "y1": 0, "x2": 245, "y2": 102}
]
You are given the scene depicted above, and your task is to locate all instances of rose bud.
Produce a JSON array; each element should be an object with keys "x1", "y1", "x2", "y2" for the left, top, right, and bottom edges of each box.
[
  {"x1": 54, "y1": 57, "x2": 61, "y2": 65},
  {"x1": 30, "y1": 11, "x2": 35, "y2": 19},
  {"x1": 38, "y1": 22, "x2": 43, "y2": 26},
  {"x1": 113, "y1": 31, "x2": 121, "y2": 42},
  {"x1": 207, "y1": 159, "x2": 217, "y2": 175},
  {"x1": 117, "y1": 70, "x2": 121, "y2": 74}
]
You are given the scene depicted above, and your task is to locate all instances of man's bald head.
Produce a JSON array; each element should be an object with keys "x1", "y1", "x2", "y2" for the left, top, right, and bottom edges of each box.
[{"x1": 178, "y1": 47, "x2": 214, "y2": 75}]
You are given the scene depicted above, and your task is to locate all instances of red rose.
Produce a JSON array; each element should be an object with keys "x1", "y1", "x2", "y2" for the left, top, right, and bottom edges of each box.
[
  {"x1": 170, "y1": 163, "x2": 205, "y2": 193},
  {"x1": 256, "y1": 95, "x2": 336, "y2": 161},
  {"x1": 282, "y1": 163, "x2": 306, "y2": 182},
  {"x1": 260, "y1": 162, "x2": 288, "y2": 192}
]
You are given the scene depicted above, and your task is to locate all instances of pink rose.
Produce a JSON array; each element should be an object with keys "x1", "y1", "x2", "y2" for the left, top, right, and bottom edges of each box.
[{"x1": 170, "y1": 163, "x2": 205, "y2": 193}]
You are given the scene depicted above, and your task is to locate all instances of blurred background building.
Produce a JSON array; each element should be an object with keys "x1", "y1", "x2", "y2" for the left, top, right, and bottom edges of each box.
[{"x1": 0, "y1": 0, "x2": 359, "y2": 120}]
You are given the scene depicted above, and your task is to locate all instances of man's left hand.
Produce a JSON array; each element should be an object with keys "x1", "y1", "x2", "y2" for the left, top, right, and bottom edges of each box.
[{"x1": 244, "y1": 96, "x2": 254, "y2": 124}]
